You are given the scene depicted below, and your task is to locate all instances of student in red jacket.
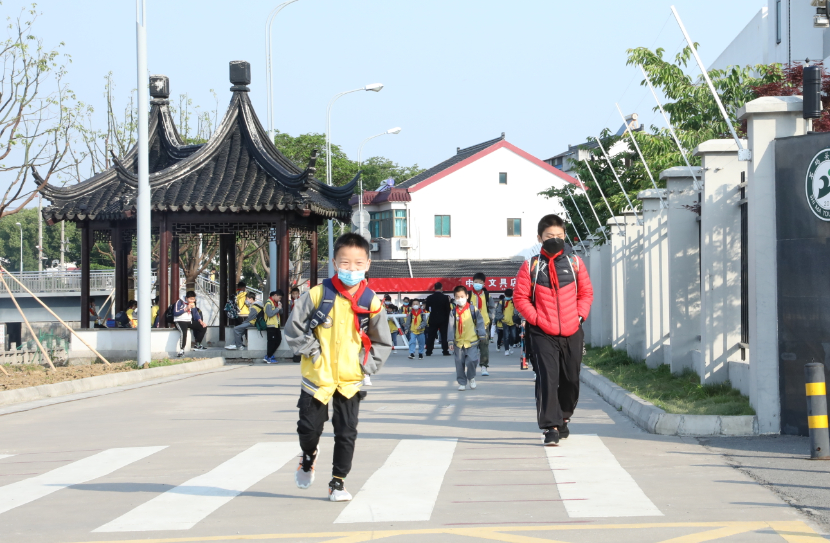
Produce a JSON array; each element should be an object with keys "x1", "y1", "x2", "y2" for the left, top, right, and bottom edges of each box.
[{"x1": 514, "y1": 214, "x2": 593, "y2": 446}]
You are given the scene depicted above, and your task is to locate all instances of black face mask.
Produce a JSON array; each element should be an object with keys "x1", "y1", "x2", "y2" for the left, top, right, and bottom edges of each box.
[{"x1": 542, "y1": 237, "x2": 565, "y2": 255}]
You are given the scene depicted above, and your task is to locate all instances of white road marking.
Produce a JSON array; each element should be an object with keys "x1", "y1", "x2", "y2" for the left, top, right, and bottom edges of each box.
[
  {"x1": 0, "y1": 447, "x2": 166, "y2": 516},
  {"x1": 547, "y1": 434, "x2": 662, "y2": 518},
  {"x1": 94, "y1": 442, "x2": 298, "y2": 532},
  {"x1": 0, "y1": 455, "x2": 13, "y2": 461},
  {"x1": 335, "y1": 438, "x2": 457, "y2": 524}
]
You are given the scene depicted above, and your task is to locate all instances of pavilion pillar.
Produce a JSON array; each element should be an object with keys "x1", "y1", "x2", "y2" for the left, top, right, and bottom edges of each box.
[
  {"x1": 158, "y1": 214, "x2": 170, "y2": 325},
  {"x1": 228, "y1": 233, "x2": 237, "y2": 288},
  {"x1": 171, "y1": 233, "x2": 180, "y2": 302},
  {"x1": 309, "y1": 228, "x2": 318, "y2": 288},
  {"x1": 219, "y1": 234, "x2": 228, "y2": 342},
  {"x1": 279, "y1": 218, "x2": 290, "y2": 323},
  {"x1": 80, "y1": 222, "x2": 91, "y2": 328}
]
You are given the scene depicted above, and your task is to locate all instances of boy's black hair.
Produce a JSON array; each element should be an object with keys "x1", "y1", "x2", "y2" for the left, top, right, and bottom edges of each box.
[
  {"x1": 152, "y1": 297, "x2": 159, "y2": 304},
  {"x1": 88, "y1": 296, "x2": 95, "y2": 303},
  {"x1": 127, "y1": 299, "x2": 138, "y2": 308},
  {"x1": 537, "y1": 214, "x2": 565, "y2": 237},
  {"x1": 333, "y1": 232, "x2": 372, "y2": 259},
  {"x1": 237, "y1": 281, "x2": 247, "y2": 289},
  {"x1": 384, "y1": 294, "x2": 392, "y2": 301},
  {"x1": 290, "y1": 286, "x2": 300, "y2": 293},
  {"x1": 453, "y1": 285, "x2": 468, "y2": 296},
  {"x1": 270, "y1": 289, "x2": 284, "y2": 297},
  {"x1": 185, "y1": 290, "x2": 197, "y2": 299},
  {"x1": 434, "y1": 282, "x2": 442, "y2": 290},
  {"x1": 473, "y1": 272, "x2": 486, "y2": 282},
  {"x1": 505, "y1": 288, "x2": 514, "y2": 297},
  {"x1": 499, "y1": 294, "x2": 505, "y2": 300},
  {"x1": 246, "y1": 292, "x2": 257, "y2": 300}
]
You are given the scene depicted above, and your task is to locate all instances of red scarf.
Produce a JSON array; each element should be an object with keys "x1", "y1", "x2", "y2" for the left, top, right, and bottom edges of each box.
[
  {"x1": 541, "y1": 247, "x2": 564, "y2": 290},
  {"x1": 455, "y1": 304, "x2": 469, "y2": 335},
  {"x1": 473, "y1": 292, "x2": 483, "y2": 310},
  {"x1": 330, "y1": 275, "x2": 381, "y2": 366}
]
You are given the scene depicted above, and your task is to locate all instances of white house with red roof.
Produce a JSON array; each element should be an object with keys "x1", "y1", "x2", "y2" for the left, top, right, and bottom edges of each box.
[{"x1": 351, "y1": 133, "x2": 582, "y2": 262}]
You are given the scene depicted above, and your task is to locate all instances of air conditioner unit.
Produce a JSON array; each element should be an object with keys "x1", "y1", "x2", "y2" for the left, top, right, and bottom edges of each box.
[
  {"x1": 370, "y1": 243, "x2": 379, "y2": 252},
  {"x1": 399, "y1": 238, "x2": 413, "y2": 249}
]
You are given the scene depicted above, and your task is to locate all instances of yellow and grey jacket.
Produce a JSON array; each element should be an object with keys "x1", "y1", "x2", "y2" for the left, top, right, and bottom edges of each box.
[
  {"x1": 236, "y1": 290, "x2": 249, "y2": 317},
  {"x1": 284, "y1": 284, "x2": 393, "y2": 404},
  {"x1": 448, "y1": 305, "x2": 486, "y2": 349},
  {"x1": 264, "y1": 299, "x2": 281, "y2": 328},
  {"x1": 470, "y1": 291, "x2": 490, "y2": 327}
]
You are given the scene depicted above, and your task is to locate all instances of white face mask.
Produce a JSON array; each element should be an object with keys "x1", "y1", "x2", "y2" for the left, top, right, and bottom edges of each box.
[
  {"x1": 455, "y1": 297, "x2": 467, "y2": 306},
  {"x1": 412, "y1": 304, "x2": 420, "y2": 310}
]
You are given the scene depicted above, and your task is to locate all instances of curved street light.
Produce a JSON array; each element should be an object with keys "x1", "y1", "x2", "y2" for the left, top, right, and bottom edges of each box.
[
  {"x1": 324, "y1": 83, "x2": 384, "y2": 277},
  {"x1": 264, "y1": 0, "x2": 301, "y2": 138}
]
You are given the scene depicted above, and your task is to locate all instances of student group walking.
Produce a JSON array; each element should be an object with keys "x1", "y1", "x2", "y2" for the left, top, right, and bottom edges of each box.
[{"x1": 235, "y1": 213, "x2": 592, "y2": 502}]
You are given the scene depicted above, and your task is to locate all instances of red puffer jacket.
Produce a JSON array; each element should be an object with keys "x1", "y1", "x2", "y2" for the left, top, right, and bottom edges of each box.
[{"x1": 514, "y1": 245, "x2": 593, "y2": 337}]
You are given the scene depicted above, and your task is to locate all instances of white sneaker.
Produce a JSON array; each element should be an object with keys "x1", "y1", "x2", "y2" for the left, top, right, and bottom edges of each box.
[
  {"x1": 328, "y1": 478, "x2": 352, "y2": 502},
  {"x1": 363, "y1": 375, "x2": 372, "y2": 386},
  {"x1": 481, "y1": 368, "x2": 489, "y2": 376},
  {"x1": 457, "y1": 384, "x2": 466, "y2": 391},
  {"x1": 295, "y1": 447, "x2": 319, "y2": 489},
  {"x1": 470, "y1": 379, "x2": 477, "y2": 389},
  {"x1": 224, "y1": 345, "x2": 237, "y2": 350},
  {"x1": 504, "y1": 349, "x2": 510, "y2": 356}
]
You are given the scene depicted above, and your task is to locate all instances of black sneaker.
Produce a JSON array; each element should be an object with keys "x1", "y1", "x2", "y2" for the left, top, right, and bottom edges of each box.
[
  {"x1": 408, "y1": 353, "x2": 415, "y2": 359},
  {"x1": 542, "y1": 428, "x2": 560, "y2": 446},
  {"x1": 418, "y1": 353, "x2": 423, "y2": 360},
  {"x1": 560, "y1": 420, "x2": 570, "y2": 439}
]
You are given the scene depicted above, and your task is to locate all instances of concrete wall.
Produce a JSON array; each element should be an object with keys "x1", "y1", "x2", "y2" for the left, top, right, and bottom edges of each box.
[
  {"x1": 695, "y1": 140, "x2": 747, "y2": 385},
  {"x1": 638, "y1": 189, "x2": 669, "y2": 368},
  {"x1": 623, "y1": 211, "x2": 646, "y2": 362},
  {"x1": 739, "y1": 96, "x2": 807, "y2": 434},
  {"x1": 662, "y1": 167, "x2": 702, "y2": 374},
  {"x1": 608, "y1": 217, "x2": 626, "y2": 350},
  {"x1": 587, "y1": 240, "x2": 610, "y2": 348}
]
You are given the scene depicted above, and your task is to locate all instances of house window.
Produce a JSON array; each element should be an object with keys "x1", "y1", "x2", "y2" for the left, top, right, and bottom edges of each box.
[
  {"x1": 507, "y1": 218, "x2": 522, "y2": 236},
  {"x1": 776, "y1": 0, "x2": 782, "y2": 44},
  {"x1": 499, "y1": 172, "x2": 507, "y2": 184},
  {"x1": 394, "y1": 210, "x2": 407, "y2": 237},
  {"x1": 434, "y1": 215, "x2": 451, "y2": 237}
]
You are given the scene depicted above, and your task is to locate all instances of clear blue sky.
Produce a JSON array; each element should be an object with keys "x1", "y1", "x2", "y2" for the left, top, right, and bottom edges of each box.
[{"x1": 6, "y1": 0, "x2": 765, "y2": 173}]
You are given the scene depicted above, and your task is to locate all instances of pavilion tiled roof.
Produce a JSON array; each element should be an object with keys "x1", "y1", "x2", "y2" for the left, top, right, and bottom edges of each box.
[{"x1": 41, "y1": 66, "x2": 356, "y2": 223}]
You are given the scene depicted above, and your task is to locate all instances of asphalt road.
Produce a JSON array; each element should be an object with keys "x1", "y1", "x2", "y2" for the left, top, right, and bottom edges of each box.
[{"x1": 0, "y1": 349, "x2": 825, "y2": 543}]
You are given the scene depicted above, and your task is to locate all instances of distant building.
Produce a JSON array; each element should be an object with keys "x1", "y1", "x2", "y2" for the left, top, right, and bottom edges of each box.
[
  {"x1": 350, "y1": 133, "x2": 581, "y2": 263},
  {"x1": 710, "y1": 2, "x2": 830, "y2": 71},
  {"x1": 544, "y1": 115, "x2": 641, "y2": 177}
]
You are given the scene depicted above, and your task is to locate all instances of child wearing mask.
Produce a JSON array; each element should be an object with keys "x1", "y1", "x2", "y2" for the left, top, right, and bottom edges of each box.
[
  {"x1": 263, "y1": 290, "x2": 283, "y2": 364},
  {"x1": 406, "y1": 299, "x2": 427, "y2": 359},
  {"x1": 285, "y1": 233, "x2": 393, "y2": 502},
  {"x1": 448, "y1": 286, "x2": 486, "y2": 391},
  {"x1": 470, "y1": 273, "x2": 491, "y2": 376}
]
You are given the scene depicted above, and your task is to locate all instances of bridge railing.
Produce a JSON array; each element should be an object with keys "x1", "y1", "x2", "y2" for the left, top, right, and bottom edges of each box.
[{"x1": 1, "y1": 271, "x2": 115, "y2": 294}]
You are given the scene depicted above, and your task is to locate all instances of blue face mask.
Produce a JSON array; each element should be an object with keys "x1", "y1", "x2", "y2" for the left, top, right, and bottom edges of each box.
[
  {"x1": 473, "y1": 283, "x2": 483, "y2": 291},
  {"x1": 337, "y1": 268, "x2": 365, "y2": 287},
  {"x1": 403, "y1": 302, "x2": 409, "y2": 306}
]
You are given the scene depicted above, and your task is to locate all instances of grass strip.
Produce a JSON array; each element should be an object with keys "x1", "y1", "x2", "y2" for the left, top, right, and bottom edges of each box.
[{"x1": 583, "y1": 345, "x2": 754, "y2": 416}]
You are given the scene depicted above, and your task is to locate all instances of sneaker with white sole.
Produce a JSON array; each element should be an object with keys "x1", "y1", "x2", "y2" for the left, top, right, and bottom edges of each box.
[
  {"x1": 470, "y1": 379, "x2": 477, "y2": 389},
  {"x1": 193, "y1": 344, "x2": 208, "y2": 351},
  {"x1": 504, "y1": 349, "x2": 511, "y2": 356},
  {"x1": 328, "y1": 477, "x2": 352, "y2": 502},
  {"x1": 457, "y1": 384, "x2": 466, "y2": 391},
  {"x1": 408, "y1": 353, "x2": 415, "y2": 359},
  {"x1": 224, "y1": 344, "x2": 237, "y2": 350},
  {"x1": 295, "y1": 447, "x2": 319, "y2": 489},
  {"x1": 481, "y1": 368, "x2": 489, "y2": 376},
  {"x1": 363, "y1": 375, "x2": 372, "y2": 386},
  {"x1": 542, "y1": 428, "x2": 560, "y2": 446},
  {"x1": 176, "y1": 351, "x2": 184, "y2": 358}
]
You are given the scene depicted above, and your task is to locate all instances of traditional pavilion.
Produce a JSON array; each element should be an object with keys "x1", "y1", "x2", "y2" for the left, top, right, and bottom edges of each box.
[{"x1": 39, "y1": 61, "x2": 355, "y2": 340}]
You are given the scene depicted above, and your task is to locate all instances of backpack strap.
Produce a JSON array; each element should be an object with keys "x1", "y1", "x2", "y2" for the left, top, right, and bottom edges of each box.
[
  {"x1": 567, "y1": 255, "x2": 578, "y2": 298},
  {"x1": 309, "y1": 279, "x2": 338, "y2": 329},
  {"x1": 529, "y1": 255, "x2": 541, "y2": 305},
  {"x1": 355, "y1": 287, "x2": 376, "y2": 334}
]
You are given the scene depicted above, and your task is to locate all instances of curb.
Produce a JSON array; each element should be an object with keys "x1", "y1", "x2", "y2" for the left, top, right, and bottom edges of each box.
[
  {"x1": 580, "y1": 364, "x2": 758, "y2": 436},
  {"x1": 0, "y1": 357, "x2": 226, "y2": 407}
]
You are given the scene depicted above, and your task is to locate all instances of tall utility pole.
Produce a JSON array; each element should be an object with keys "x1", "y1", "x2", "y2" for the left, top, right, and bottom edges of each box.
[
  {"x1": 60, "y1": 221, "x2": 65, "y2": 268},
  {"x1": 135, "y1": 0, "x2": 151, "y2": 366},
  {"x1": 38, "y1": 195, "x2": 43, "y2": 271},
  {"x1": 265, "y1": 1, "x2": 301, "y2": 292}
]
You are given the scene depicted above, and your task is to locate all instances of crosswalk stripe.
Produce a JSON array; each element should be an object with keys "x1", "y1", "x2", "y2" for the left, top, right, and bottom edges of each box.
[
  {"x1": 0, "y1": 447, "x2": 165, "y2": 516},
  {"x1": 334, "y1": 438, "x2": 457, "y2": 524},
  {"x1": 546, "y1": 435, "x2": 662, "y2": 518},
  {"x1": 0, "y1": 455, "x2": 13, "y2": 461},
  {"x1": 94, "y1": 442, "x2": 299, "y2": 532}
]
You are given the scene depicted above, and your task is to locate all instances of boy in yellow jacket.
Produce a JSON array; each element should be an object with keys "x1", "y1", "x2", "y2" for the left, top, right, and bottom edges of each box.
[
  {"x1": 285, "y1": 233, "x2": 392, "y2": 502},
  {"x1": 448, "y1": 286, "x2": 486, "y2": 391}
]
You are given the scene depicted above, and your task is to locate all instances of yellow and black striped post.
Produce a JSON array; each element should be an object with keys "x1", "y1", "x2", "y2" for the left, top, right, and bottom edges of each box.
[{"x1": 805, "y1": 363, "x2": 829, "y2": 460}]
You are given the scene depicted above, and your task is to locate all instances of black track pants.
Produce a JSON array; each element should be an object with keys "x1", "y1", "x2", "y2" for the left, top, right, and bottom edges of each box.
[
  {"x1": 297, "y1": 390, "x2": 361, "y2": 478},
  {"x1": 529, "y1": 324, "x2": 584, "y2": 429}
]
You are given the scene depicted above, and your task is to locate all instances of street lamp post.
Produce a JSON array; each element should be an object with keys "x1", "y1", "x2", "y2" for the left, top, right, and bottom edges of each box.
[
  {"x1": 325, "y1": 83, "x2": 384, "y2": 277},
  {"x1": 15, "y1": 222, "x2": 22, "y2": 274},
  {"x1": 356, "y1": 127, "x2": 402, "y2": 239},
  {"x1": 135, "y1": 0, "x2": 152, "y2": 366},
  {"x1": 265, "y1": 1, "x2": 301, "y2": 291}
]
